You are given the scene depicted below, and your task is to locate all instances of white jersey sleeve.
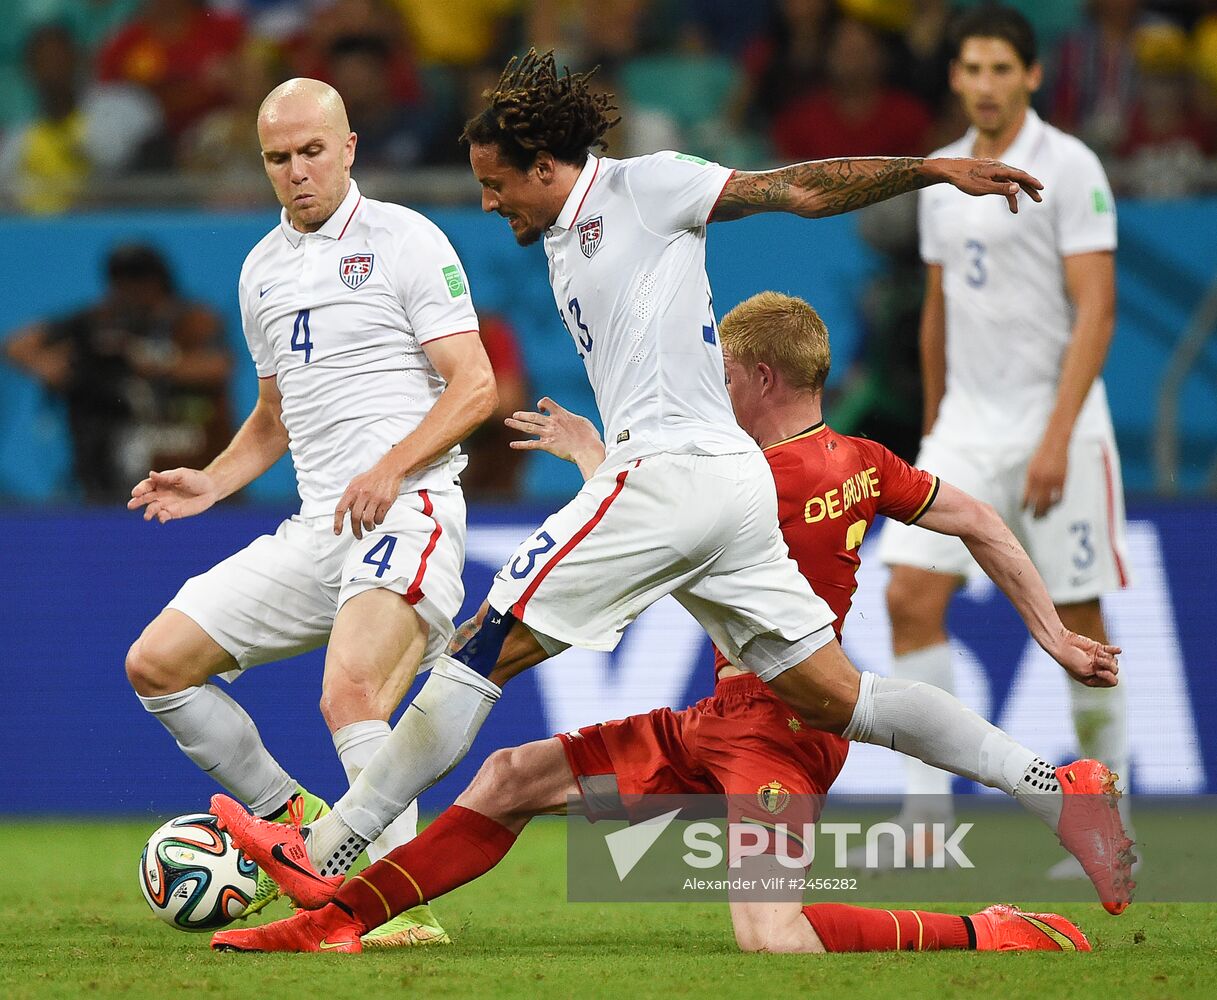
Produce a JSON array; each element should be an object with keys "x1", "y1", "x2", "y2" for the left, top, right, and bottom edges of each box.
[
  {"x1": 237, "y1": 256, "x2": 275, "y2": 377},
  {"x1": 918, "y1": 185, "x2": 944, "y2": 265},
  {"x1": 1054, "y1": 142, "x2": 1117, "y2": 257},
  {"x1": 391, "y1": 217, "x2": 479, "y2": 344},
  {"x1": 621, "y1": 150, "x2": 734, "y2": 236}
]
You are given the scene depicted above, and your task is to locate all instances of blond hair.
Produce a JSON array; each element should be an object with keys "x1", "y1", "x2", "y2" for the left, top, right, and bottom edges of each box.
[{"x1": 719, "y1": 291, "x2": 831, "y2": 393}]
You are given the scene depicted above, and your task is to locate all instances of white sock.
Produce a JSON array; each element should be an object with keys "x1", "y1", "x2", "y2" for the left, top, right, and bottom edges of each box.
[
  {"x1": 890, "y1": 644, "x2": 956, "y2": 822},
  {"x1": 310, "y1": 656, "x2": 501, "y2": 876},
  {"x1": 844, "y1": 671, "x2": 1063, "y2": 828},
  {"x1": 1069, "y1": 675, "x2": 1133, "y2": 832},
  {"x1": 138, "y1": 684, "x2": 296, "y2": 817},
  {"x1": 332, "y1": 720, "x2": 420, "y2": 864}
]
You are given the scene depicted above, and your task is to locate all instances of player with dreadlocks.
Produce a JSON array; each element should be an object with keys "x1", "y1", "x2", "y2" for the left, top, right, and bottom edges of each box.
[{"x1": 213, "y1": 50, "x2": 1134, "y2": 934}]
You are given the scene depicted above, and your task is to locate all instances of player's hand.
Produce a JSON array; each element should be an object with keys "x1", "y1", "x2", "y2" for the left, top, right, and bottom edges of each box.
[
  {"x1": 933, "y1": 157, "x2": 1044, "y2": 213},
  {"x1": 1049, "y1": 629, "x2": 1121, "y2": 687},
  {"x1": 1023, "y1": 438, "x2": 1069, "y2": 518},
  {"x1": 333, "y1": 461, "x2": 403, "y2": 539},
  {"x1": 127, "y1": 468, "x2": 219, "y2": 523},
  {"x1": 506, "y1": 397, "x2": 605, "y2": 469}
]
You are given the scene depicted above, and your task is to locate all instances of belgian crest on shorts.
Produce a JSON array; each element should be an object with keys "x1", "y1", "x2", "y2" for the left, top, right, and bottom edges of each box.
[
  {"x1": 339, "y1": 253, "x2": 374, "y2": 289},
  {"x1": 577, "y1": 216, "x2": 603, "y2": 258},
  {"x1": 757, "y1": 780, "x2": 790, "y2": 815}
]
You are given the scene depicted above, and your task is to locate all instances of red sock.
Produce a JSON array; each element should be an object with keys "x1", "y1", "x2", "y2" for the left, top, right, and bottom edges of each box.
[
  {"x1": 334, "y1": 805, "x2": 517, "y2": 931},
  {"x1": 803, "y1": 903, "x2": 972, "y2": 952}
]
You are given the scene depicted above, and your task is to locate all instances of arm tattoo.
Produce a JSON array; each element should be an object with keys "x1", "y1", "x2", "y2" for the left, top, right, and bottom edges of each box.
[
  {"x1": 449, "y1": 614, "x2": 481, "y2": 654},
  {"x1": 713, "y1": 157, "x2": 930, "y2": 221}
]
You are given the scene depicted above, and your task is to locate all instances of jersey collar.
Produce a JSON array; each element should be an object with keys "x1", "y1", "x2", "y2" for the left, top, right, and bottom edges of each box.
[
  {"x1": 552, "y1": 155, "x2": 600, "y2": 232},
  {"x1": 966, "y1": 107, "x2": 1044, "y2": 165},
  {"x1": 278, "y1": 178, "x2": 363, "y2": 248},
  {"x1": 763, "y1": 422, "x2": 827, "y2": 452}
]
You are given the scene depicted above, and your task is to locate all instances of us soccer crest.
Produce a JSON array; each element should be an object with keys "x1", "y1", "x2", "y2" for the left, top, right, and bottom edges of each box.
[
  {"x1": 339, "y1": 253, "x2": 374, "y2": 289},
  {"x1": 577, "y1": 216, "x2": 603, "y2": 258},
  {"x1": 757, "y1": 780, "x2": 790, "y2": 815}
]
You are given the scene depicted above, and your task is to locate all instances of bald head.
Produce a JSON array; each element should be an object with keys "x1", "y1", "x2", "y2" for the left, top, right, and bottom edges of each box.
[
  {"x1": 257, "y1": 78, "x2": 357, "y2": 233},
  {"x1": 258, "y1": 77, "x2": 351, "y2": 138}
]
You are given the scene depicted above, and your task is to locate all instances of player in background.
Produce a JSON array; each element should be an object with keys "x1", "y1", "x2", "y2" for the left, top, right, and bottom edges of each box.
[
  {"x1": 210, "y1": 292, "x2": 1096, "y2": 955},
  {"x1": 125, "y1": 78, "x2": 497, "y2": 946},
  {"x1": 214, "y1": 51, "x2": 1132, "y2": 916},
  {"x1": 878, "y1": 6, "x2": 1134, "y2": 879}
]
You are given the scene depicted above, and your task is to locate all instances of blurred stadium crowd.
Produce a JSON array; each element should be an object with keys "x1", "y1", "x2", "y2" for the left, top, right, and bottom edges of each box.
[{"x1": 3, "y1": 0, "x2": 1217, "y2": 215}]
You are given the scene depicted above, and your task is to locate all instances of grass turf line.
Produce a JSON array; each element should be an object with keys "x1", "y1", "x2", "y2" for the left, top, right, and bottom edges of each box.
[{"x1": 0, "y1": 818, "x2": 1209, "y2": 1000}]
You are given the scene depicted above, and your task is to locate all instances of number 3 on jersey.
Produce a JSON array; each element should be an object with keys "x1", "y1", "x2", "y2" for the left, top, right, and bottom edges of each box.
[
  {"x1": 965, "y1": 240, "x2": 987, "y2": 288},
  {"x1": 562, "y1": 298, "x2": 593, "y2": 358},
  {"x1": 292, "y1": 308, "x2": 314, "y2": 363}
]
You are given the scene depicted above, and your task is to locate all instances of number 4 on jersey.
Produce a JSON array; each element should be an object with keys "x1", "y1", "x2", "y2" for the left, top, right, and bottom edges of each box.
[{"x1": 292, "y1": 309, "x2": 314, "y2": 363}]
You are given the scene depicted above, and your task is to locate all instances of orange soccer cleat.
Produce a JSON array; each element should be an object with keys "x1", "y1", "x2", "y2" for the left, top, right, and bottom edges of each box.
[
  {"x1": 1054, "y1": 760, "x2": 1137, "y2": 915},
  {"x1": 210, "y1": 794, "x2": 343, "y2": 910},
  {"x1": 212, "y1": 905, "x2": 363, "y2": 954},
  {"x1": 970, "y1": 904, "x2": 1092, "y2": 952}
]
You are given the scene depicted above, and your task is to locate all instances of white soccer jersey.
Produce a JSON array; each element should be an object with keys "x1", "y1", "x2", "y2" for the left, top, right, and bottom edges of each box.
[
  {"x1": 239, "y1": 180, "x2": 478, "y2": 516},
  {"x1": 543, "y1": 152, "x2": 756, "y2": 465},
  {"x1": 919, "y1": 109, "x2": 1117, "y2": 447}
]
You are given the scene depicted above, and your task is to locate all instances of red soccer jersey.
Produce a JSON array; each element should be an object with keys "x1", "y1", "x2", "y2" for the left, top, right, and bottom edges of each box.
[{"x1": 714, "y1": 422, "x2": 938, "y2": 674}]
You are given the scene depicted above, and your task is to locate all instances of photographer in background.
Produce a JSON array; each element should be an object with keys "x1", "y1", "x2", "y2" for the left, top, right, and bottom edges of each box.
[{"x1": 4, "y1": 243, "x2": 231, "y2": 502}]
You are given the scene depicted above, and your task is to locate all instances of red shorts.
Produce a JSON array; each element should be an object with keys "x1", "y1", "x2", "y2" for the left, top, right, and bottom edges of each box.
[{"x1": 557, "y1": 673, "x2": 848, "y2": 832}]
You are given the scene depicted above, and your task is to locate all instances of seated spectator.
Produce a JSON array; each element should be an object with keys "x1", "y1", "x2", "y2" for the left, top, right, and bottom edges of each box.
[
  {"x1": 327, "y1": 34, "x2": 433, "y2": 168},
  {"x1": 771, "y1": 17, "x2": 932, "y2": 160},
  {"x1": 0, "y1": 23, "x2": 161, "y2": 214},
  {"x1": 96, "y1": 0, "x2": 245, "y2": 143},
  {"x1": 3, "y1": 244, "x2": 231, "y2": 503},
  {"x1": 459, "y1": 312, "x2": 529, "y2": 502},
  {"x1": 1116, "y1": 22, "x2": 1217, "y2": 197},
  {"x1": 389, "y1": 0, "x2": 519, "y2": 67},
  {"x1": 1047, "y1": 0, "x2": 1147, "y2": 157},
  {"x1": 284, "y1": 0, "x2": 420, "y2": 107},
  {"x1": 177, "y1": 38, "x2": 285, "y2": 204},
  {"x1": 0, "y1": 0, "x2": 142, "y2": 130},
  {"x1": 735, "y1": 0, "x2": 837, "y2": 131}
]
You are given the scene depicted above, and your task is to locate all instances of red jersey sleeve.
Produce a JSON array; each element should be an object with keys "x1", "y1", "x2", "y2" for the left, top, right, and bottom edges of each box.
[{"x1": 857, "y1": 439, "x2": 939, "y2": 524}]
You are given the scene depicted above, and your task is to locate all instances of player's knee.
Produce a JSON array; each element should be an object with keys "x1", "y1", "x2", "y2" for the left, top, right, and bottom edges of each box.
[
  {"x1": 732, "y1": 918, "x2": 766, "y2": 953},
  {"x1": 466, "y1": 747, "x2": 535, "y2": 814},
  {"x1": 125, "y1": 635, "x2": 189, "y2": 697},
  {"x1": 318, "y1": 673, "x2": 383, "y2": 732}
]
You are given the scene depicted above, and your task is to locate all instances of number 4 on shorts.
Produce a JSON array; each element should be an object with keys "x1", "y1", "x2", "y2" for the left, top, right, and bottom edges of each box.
[{"x1": 362, "y1": 535, "x2": 398, "y2": 578}]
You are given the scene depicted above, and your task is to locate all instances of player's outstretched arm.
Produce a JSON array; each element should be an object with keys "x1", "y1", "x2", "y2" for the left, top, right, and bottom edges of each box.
[
  {"x1": 127, "y1": 376, "x2": 289, "y2": 523},
  {"x1": 333, "y1": 332, "x2": 496, "y2": 538},
  {"x1": 916, "y1": 481, "x2": 1120, "y2": 687},
  {"x1": 505, "y1": 397, "x2": 606, "y2": 481},
  {"x1": 711, "y1": 157, "x2": 1042, "y2": 222}
]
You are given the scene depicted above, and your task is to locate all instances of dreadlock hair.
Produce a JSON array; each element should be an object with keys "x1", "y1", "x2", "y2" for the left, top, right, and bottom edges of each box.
[{"x1": 461, "y1": 48, "x2": 620, "y2": 170}]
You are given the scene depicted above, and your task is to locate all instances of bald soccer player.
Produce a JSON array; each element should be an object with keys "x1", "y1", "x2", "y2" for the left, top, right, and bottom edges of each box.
[{"x1": 125, "y1": 79, "x2": 497, "y2": 946}]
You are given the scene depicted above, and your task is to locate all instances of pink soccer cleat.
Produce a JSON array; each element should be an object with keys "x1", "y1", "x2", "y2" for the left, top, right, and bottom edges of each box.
[
  {"x1": 210, "y1": 794, "x2": 343, "y2": 910},
  {"x1": 970, "y1": 904, "x2": 1091, "y2": 952},
  {"x1": 1054, "y1": 760, "x2": 1136, "y2": 915},
  {"x1": 212, "y1": 905, "x2": 363, "y2": 954}
]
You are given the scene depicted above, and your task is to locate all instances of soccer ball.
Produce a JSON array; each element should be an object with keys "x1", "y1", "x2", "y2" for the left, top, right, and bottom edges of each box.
[{"x1": 139, "y1": 813, "x2": 259, "y2": 931}]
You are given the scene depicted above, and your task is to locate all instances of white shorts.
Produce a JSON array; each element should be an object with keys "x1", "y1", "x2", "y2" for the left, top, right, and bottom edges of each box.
[
  {"x1": 168, "y1": 487, "x2": 466, "y2": 675},
  {"x1": 877, "y1": 430, "x2": 1130, "y2": 603},
  {"x1": 486, "y1": 451, "x2": 836, "y2": 664}
]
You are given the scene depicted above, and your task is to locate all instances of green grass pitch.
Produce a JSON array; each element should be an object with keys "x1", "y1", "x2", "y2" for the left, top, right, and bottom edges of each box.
[{"x1": 1, "y1": 818, "x2": 1209, "y2": 999}]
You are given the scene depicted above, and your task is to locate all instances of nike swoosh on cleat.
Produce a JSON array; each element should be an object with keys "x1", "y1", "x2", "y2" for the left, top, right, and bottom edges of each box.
[
  {"x1": 319, "y1": 939, "x2": 358, "y2": 950},
  {"x1": 270, "y1": 843, "x2": 331, "y2": 884},
  {"x1": 1018, "y1": 914, "x2": 1078, "y2": 950}
]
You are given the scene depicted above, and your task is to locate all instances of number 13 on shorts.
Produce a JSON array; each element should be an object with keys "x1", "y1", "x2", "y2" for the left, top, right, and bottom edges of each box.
[{"x1": 509, "y1": 531, "x2": 556, "y2": 580}]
